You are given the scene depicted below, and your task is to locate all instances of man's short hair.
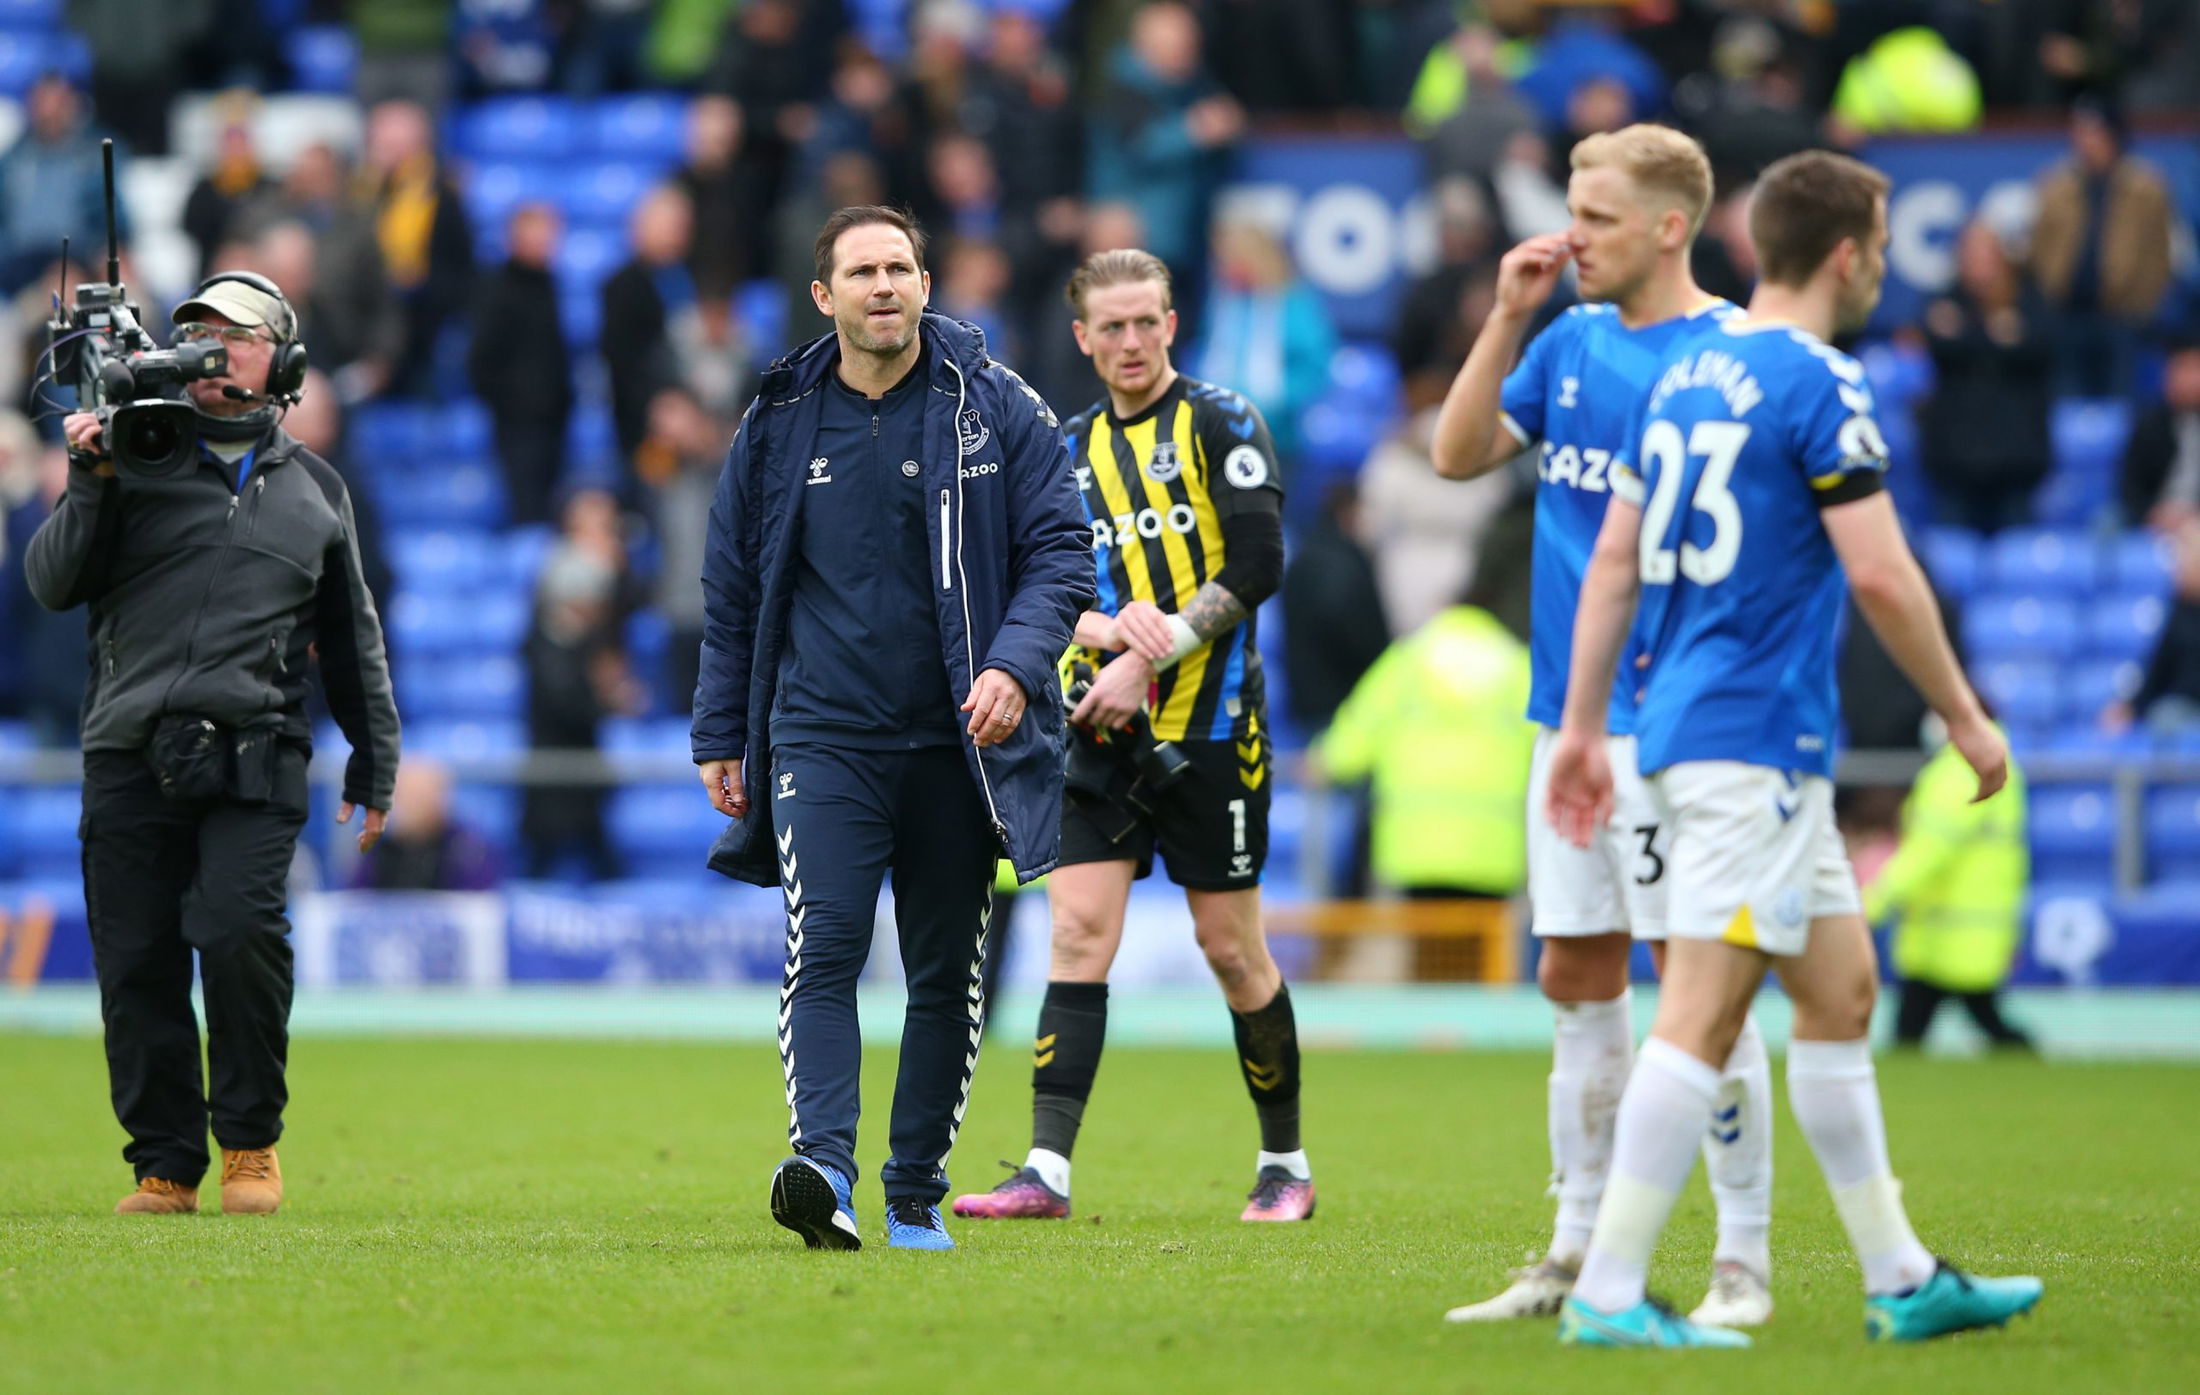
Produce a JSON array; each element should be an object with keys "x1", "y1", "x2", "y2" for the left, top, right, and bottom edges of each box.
[
  {"x1": 813, "y1": 205, "x2": 928, "y2": 284},
  {"x1": 1569, "y1": 124, "x2": 1714, "y2": 238},
  {"x1": 1749, "y1": 150, "x2": 1892, "y2": 289},
  {"x1": 1064, "y1": 248, "x2": 1174, "y2": 317}
]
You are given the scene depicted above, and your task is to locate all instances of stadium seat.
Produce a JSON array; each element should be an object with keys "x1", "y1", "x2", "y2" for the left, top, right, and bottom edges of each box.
[
  {"x1": 566, "y1": 404, "x2": 617, "y2": 470},
  {"x1": 390, "y1": 529, "x2": 505, "y2": 596},
  {"x1": 2033, "y1": 467, "x2": 2110, "y2": 529},
  {"x1": 377, "y1": 462, "x2": 505, "y2": 531},
  {"x1": 603, "y1": 717, "x2": 693, "y2": 756},
  {"x1": 447, "y1": 782, "x2": 520, "y2": 853},
  {"x1": 2146, "y1": 785, "x2": 2200, "y2": 881},
  {"x1": 461, "y1": 160, "x2": 559, "y2": 235},
  {"x1": 1975, "y1": 659, "x2": 2060, "y2": 734},
  {"x1": 1327, "y1": 343, "x2": 1403, "y2": 410},
  {"x1": 2087, "y1": 593, "x2": 2167, "y2": 663},
  {"x1": 1965, "y1": 593, "x2": 2081, "y2": 661},
  {"x1": 1986, "y1": 528, "x2": 2100, "y2": 595},
  {"x1": 2050, "y1": 398, "x2": 2133, "y2": 478},
  {"x1": 501, "y1": 526, "x2": 556, "y2": 590},
  {"x1": 1298, "y1": 399, "x2": 1383, "y2": 477},
  {"x1": 350, "y1": 401, "x2": 439, "y2": 462},
  {"x1": 0, "y1": 719, "x2": 33, "y2": 754},
  {"x1": 2109, "y1": 532, "x2": 2174, "y2": 595},
  {"x1": 554, "y1": 224, "x2": 625, "y2": 293},
  {"x1": 2030, "y1": 784, "x2": 2118, "y2": 884},
  {"x1": 284, "y1": 26, "x2": 357, "y2": 95},
  {"x1": 444, "y1": 399, "x2": 495, "y2": 461},
  {"x1": 559, "y1": 286, "x2": 603, "y2": 349},
  {"x1": 8, "y1": 786, "x2": 79, "y2": 879},
  {"x1": 401, "y1": 655, "x2": 527, "y2": 722},
  {"x1": 587, "y1": 94, "x2": 689, "y2": 162},
  {"x1": 608, "y1": 784, "x2": 723, "y2": 876},
  {"x1": 0, "y1": 31, "x2": 47, "y2": 95},
  {"x1": 403, "y1": 719, "x2": 528, "y2": 761},
  {"x1": 2032, "y1": 727, "x2": 2149, "y2": 762},
  {"x1": 455, "y1": 97, "x2": 581, "y2": 163},
  {"x1": 1919, "y1": 527, "x2": 1982, "y2": 597},
  {"x1": 0, "y1": 0, "x2": 61, "y2": 29},
  {"x1": 557, "y1": 161, "x2": 658, "y2": 228},
  {"x1": 735, "y1": 278, "x2": 789, "y2": 358},
  {"x1": 2066, "y1": 660, "x2": 2139, "y2": 725}
]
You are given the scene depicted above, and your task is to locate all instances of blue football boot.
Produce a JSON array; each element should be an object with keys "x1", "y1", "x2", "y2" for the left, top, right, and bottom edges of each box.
[
  {"x1": 1558, "y1": 1295, "x2": 1752, "y2": 1349},
  {"x1": 885, "y1": 1197, "x2": 956, "y2": 1251},
  {"x1": 1866, "y1": 1261, "x2": 2042, "y2": 1342},
  {"x1": 769, "y1": 1155, "x2": 861, "y2": 1251}
]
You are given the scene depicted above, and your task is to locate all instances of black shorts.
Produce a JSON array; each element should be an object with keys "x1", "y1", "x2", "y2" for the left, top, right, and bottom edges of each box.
[{"x1": 1059, "y1": 732, "x2": 1270, "y2": 890}]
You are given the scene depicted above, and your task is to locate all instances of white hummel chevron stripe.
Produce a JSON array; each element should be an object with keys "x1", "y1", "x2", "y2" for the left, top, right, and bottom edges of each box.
[
  {"x1": 940, "y1": 889, "x2": 994, "y2": 1154},
  {"x1": 778, "y1": 819, "x2": 806, "y2": 1147}
]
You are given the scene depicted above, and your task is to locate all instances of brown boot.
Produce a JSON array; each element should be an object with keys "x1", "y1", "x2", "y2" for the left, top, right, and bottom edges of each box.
[
  {"x1": 115, "y1": 1177, "x2": 199, "y2": 1215},
  {"x1": 219, "y1": 1147, "x2": 283, "y2": 1215}
]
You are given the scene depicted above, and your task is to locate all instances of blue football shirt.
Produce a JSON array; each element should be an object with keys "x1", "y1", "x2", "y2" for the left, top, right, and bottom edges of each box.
[
  {"x1": 1499, "y1": 299, "x2": 1735, "y2": 733},
  {"x1": 1611, "y1": 318, "x2": 1892, "y2": 778}
]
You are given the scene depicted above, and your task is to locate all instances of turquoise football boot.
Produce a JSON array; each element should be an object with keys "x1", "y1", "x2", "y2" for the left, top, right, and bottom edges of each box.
[{"x1": 1866, "y1": 1261, "x2": 2042, "y2": 1342}]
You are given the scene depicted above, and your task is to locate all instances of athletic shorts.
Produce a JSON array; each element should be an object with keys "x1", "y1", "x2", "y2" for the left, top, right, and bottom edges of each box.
[
  {"x1": 1058, "y1": 733, "x2": 1269, "y2": 891},
  {"x1": 1654, "y1": 760, "x2": 1862, "y2": 958},
  {"x1": 1527, "y1": 728, "x2": 1669, "y2": 940}
]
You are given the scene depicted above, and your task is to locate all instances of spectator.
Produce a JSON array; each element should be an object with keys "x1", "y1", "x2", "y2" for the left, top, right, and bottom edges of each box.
[
  {"x1": 469, "y1": 203, "x2": 575, "y2": 526},
  {"x1": 242, "y1": 143, "x2": 405, "y2": 402},
  {"x1": 601, "y1": 184, "x2": 695, "y2": 470},
  {"x1": 0, "y1": 75, "x2": 129, "y2": 296},
  {"x1": 1676, "y1": 29, "x2": 1823, "y2": 183},
  {"x1": 1207, "y1": 0, "x2": 1358, "y2": 113},
  {"x1": 2122, "y1": 340, "x2": 2200, "y2": 532},
  {"x1": 770, "y1": 151, "x2": 886, "y2": 355},
  {"x1": 1087, "y1": 0, "x2": 1244, "y2": 275},
  {"x1": 1412, "y1": 21, "x2": 1539, "y2": 180},
  {"x1": 1392, "y1": 179, "x2": 1498, "y2": 382},
  {"x1": 522, "y1": 491, "x2": 642, "y2": 881},
  {"x1": 1314, "y1": 559, "x2": 1535, "y2": 901},
  {"x1": 2030, "y1": 96, "x2": 2175, "y2": 397},
  {"x1": 181, "y1": 98, "x2": 275, "y2": 280},
  {"x1": 673, "y1": 94, "x2": 771, "y2": 301},
  {"x1": 934, "y1": 236, "x2": 1016, "y2": 360},
  {"x1": 1689, "y1": 181, "x2": 1758, "y2": 306},
  {"x1": 2039, "y1": 0, "x2": 2193, "y2": 106},
  {"x1": 634, "y1": 385, "x2": 724, "y2": 715},
  {"x1": 704, "y1": 0, "x2": 831, "y2": 208},
  {"x1": 282, "y1": 368, "x2": 394, "y2": 616},
  {"x1": 1026, "y1": 200, "x2": 1147, "y2": 418},
  {"x1": 1916, "y1": 219, "x2": 2054, "y2": 534},
  {"x1": 1282, "y1": 480, "x2": 1390, "y2": 736},
  {"x1": 361, "y1": 99, "x2": 476, "y2": 398},
  {"x1": 351, "y1": 0, "x2": 457, "y2": 111},
  {"x1": 456, "y1": 0, "x2": 558, "y2": 96},
  {"x1": 964, "y1": 7, "x2": 1083, "y2": 301},
  {"x1": 1189, "y1": 215, "x2": 1336, "y2": 498},
  {"x1": 1, "y1": 444, "x2": 93, "y2": 742},
  {"x1": 1842, "y1": 583, "x2": 1963, "y2": 753},
  {"x1": 352, "y1": 759, "x2": 502, "y2": 891},
  {"x1": 2104, "y1": 523, "x2": 2200, "y2": 738},
  {"x1": 795, "y1": 47, "x2": 925, "y2": 207},
  {"x1": 1865, "y1": 731, "x2": 2033, "y2": 1052},
  {"x1": 1828, "y1": 27, "x2": 1982, "y2": 136},
  {"x1": 1358, "y1": 377, "x2": 1517, "y2": 638},
  {"x1": 562, "y1": 0, "x2": 658, "y2": 95},
  {"x1": 1513, "y1": 14, "x2": 1667, "y2": 136},
  {"x1": 66, "y1": 0, "x2": 211, "y2": 155}
]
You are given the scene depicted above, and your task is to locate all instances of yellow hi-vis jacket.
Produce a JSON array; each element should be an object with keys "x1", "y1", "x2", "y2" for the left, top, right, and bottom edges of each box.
[
  {"x1": 1317, "y1": 606, "x2": 1534, "y2": 894},
  {"x1": 1863, "y1": 736, "x2": 2029, "y2": 993}
]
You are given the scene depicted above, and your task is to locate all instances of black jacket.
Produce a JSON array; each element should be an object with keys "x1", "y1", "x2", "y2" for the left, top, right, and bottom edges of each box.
[
  {"x1": 468, "y1": 260, "x2": 575, "y2": 425},
  {"x1": 23, "y1": 428, "x2": 401, "y2": 810},
  {"x1": 2120, "y1": 403, "x2": 2198, "y2": 525}
]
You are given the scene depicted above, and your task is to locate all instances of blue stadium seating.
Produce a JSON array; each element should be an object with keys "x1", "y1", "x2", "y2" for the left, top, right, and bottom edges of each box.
[
  {"x1": 403, "y1": 719, "x2": 527, "y2": 760},
  {"x1": 602, "y1": 717, "x2": 692, "y2": 756},
  {"x1": 2087, "y1": 593, "x2": 2168, "y2": 663},
  {"x1": 351, "y1": 402, "x2": 440, "y2": 461},
  {"x1": 445, "y1": 400, "x2": 494, "y2": 460},
  {"x1": 3, "y1": 786, "x2": 79, "y2": 878},
  {"x1": 2145, "y1": 785, "x2": 2200, "y2": 881},
  {"x1": 608, "y1": 784, "x2": 722, "y2": 876},
  {"x1": 387, "y1": 587, "x2": 530, "y2": 658},
  {"x1": 554, "y1": 224, "x2": 625, "y2": 293},
  {"x1": 0, "y1": 0, "x2": 60, "y2": 29},
  {"x1": 0, "y1": 719, "x2": 33, "y2": 754},
  {"x1": 1976, "y1": 659, "x2": 2060, "y2": 733},
  {"x1": 461, "y1": 161, "x2": 559, "y2": 236},
  {"x1": 284, "y1": 26, "x2": 356, "y2": 95},
  {"x1": 455, "y1": 97, "x2": 582, "y2": 163},
  {"x1": 2066, "y1": 660, "x2": 2138, "y2": 724},
  {"x1": 2030, "y1": 784, "x2": 2117, "y2": 884},
  {"x1": 1919, "y1": 527, "x2": 1981, "y2": 596},
  {"x1": 447, "y1": 783, "x2": 520, "y2": 851},
  {"x1": 1966, "y1": 593, "x2": 2081, "y2": 661},
  {"x1": 1986, "y1": 528, "x2": 2100, "y2": 595},
  {"x1": 560, "y1": 286, "x2": 603, "y2": 349},
  {"x1": 400, "y1": 655, "x2": 527, "y2": 722},
  {"x1": 2109, "y1": 533, "x2": 2174, "y2": 595},
  {"x1": 559, "y1": 161, "x2": 660, "y2": 228},
  {"x1": 501, "y1": 526, "x2": 556, "y2": 589},
  {"x1": 735, "y1": 278, "x2": 790, "y2": 358},
  {"x1": 0, "y1": 29, "x2": 59, "y2": 94},
  {"x1": 377, "y1": 462, "x2": 505, "y2": 531},
  {"x1": 587, "y1": 94, "x2": 689, "y2": 162},
  {"x1": 2050, "y1": 398, "x2": 2133, "y2": 478},
  {"x1": 390, "y1": 529, "x2": 506, "y2": 595}
]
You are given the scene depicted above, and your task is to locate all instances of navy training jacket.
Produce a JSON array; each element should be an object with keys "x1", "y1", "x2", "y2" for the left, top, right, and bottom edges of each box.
[{"x1": 693, "y1": 312, "x2": 1094, "y2": 885}]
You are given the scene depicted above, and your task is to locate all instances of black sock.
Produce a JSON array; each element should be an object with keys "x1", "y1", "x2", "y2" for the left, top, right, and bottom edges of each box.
[
  {"x1": 1031, "y1": 981, "x2": 1108, "y2": 1161},
  {"x1": 1231, "y1": 981, "x2": 1302, "y2": 1154}
]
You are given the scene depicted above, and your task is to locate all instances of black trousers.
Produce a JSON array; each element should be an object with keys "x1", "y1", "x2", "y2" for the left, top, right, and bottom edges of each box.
[
  {"x1": 1893, "y1": 978, "x2": 2034, "y2": 1050},
  {"x1": 769, "y1": 742, "x2": 997, "y2": 1203},
  {"x1": 80, "y1": 745, "x2": 310, "y2": 1185}
]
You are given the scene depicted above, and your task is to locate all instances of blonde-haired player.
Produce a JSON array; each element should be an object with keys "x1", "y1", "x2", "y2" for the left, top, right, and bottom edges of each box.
[{"x1": 1429, "y1": 124, "x2": 1772, "y2": 1327}]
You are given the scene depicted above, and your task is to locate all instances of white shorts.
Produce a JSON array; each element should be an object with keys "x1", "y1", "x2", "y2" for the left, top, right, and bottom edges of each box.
[
  {"x1": 1527, "y1": 729, "x2": 1669, "y2": 940},
  {"x1": 1654, "y1": 761, "x2": 1863, "y2": 958}
]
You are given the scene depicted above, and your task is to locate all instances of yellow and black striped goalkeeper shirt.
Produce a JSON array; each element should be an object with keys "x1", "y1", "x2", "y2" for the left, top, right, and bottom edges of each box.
[{"x1": 1061, "y1": 375, "x2": 1283, "y2": 742}]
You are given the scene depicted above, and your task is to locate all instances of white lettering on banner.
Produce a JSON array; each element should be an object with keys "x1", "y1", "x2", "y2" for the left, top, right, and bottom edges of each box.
[
  {"x1": 1093, "y1": 506, "x2": 1200, "y2": 548},
  {"x1": 292, "y1": 891, "x2": 507, "y2": 988},
  {"x1": 2033, "y1": 897, "x2": 2114, "y2": 985},
  {"x1": 1218, "y1": 183, "x2": 1436, "y2": 301},
  {"x1": 1886, "y1": 177, "x2": 2036, "y2": 296}
]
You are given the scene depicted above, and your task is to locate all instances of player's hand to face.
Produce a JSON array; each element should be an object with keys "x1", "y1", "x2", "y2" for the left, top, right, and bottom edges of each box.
[
  {"x1": 1071, "y1": 651, "x2": 1153, "y2": 732},
  {"x1": 1493, "y1": 234, "x2": 1574, "y2": 319},
  {"x1": 1112, "y1": 600, "x2": 1177, "y2": 664},
  {"x1": 1948, "y1": 710, "x2": 2009, "y2": 804},
  {"x1": 1544, "y1": 726, "x2": 1614, "y2": 850},
  {"x1": 963, "y1": 668, "x2": 1029, "y2": 748}
]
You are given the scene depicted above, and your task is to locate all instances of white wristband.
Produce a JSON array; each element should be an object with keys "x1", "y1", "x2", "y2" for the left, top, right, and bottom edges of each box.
[{"x1": 1154, "y1": 614, "x2": 1203, "y2": 670}]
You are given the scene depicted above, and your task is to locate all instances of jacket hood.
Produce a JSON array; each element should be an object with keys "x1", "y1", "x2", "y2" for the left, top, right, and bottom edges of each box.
[{"x1": 758, "y1": 311, "x2": 991, "y2": 402}]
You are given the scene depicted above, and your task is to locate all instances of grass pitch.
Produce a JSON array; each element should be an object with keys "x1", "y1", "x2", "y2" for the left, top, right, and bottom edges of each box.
[{"x1": 1, "y1": 1033, "x2": 2193, "y2": 1394}]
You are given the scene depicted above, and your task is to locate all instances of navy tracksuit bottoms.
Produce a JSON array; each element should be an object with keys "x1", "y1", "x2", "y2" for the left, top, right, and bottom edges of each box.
[{"x1": 769, "y1": 742, "x2": 998, "y2": 1203}]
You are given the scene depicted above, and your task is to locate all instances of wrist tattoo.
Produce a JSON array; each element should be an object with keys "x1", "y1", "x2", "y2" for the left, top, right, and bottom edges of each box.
[{"x1": 1179, "y1": 582, "x2": 1248, "y2": 643}]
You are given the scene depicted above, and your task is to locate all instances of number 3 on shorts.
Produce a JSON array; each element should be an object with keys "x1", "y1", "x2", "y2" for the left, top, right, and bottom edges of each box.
[{"x1": 1632, "y1": 824, "x2": 1665, "y2": 887}]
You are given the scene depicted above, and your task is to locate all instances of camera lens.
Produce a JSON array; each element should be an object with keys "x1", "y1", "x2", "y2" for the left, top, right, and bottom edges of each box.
[{"x1": 126, "y1": 413, "x2": 183, "y2": 463}]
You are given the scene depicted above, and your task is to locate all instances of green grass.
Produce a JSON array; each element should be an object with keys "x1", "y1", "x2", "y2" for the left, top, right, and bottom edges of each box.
[{"x1": 1, "y1": 1034, "x2": 2192, "y2": 1394}]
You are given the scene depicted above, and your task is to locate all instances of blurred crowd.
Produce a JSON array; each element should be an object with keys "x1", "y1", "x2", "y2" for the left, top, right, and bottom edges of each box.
[{"x1": 0, "y1": 0, "x2": 2197, "y2": 892}]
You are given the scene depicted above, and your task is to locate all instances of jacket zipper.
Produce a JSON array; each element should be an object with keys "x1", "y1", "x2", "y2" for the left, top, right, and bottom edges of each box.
[
  {"x1": 942, "y1": 356, "x2": 1009, "y2": 849},
  {"x1": 155, "y1": 477, "x2": 246, "y2": 716},
  {"x1": 244, "y1": 474, "x2": 267, "y2": 537}
]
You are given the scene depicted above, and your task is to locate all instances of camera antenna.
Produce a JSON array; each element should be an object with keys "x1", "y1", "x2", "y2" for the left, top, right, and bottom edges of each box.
[
  {"x1": 55, "y1": 236, "x2": 68, "y2": 310},
  {"x1": 101, "y1": 139, "x2": 120, "y2": 288}
]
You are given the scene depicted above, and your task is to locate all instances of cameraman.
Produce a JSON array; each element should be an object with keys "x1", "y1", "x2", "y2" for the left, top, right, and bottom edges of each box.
[{"x1": 26, "y1": 274, "x2": 399, "y2": 1217}]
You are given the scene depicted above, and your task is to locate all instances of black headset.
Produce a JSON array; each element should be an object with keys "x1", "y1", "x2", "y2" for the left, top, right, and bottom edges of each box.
[{"x1": 193, "y1": 269, "x2": 310, "y2": 402}]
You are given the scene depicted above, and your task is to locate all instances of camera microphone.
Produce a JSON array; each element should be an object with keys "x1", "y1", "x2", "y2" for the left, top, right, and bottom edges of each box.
[{"x1": 221, "y1": 385, "x2": 261, "y2": 402}]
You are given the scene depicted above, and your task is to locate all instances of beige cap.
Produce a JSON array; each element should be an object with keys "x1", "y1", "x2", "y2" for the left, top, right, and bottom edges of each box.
[{"x1": 173, "y1": 277, "x2": 293, "y2": 338}]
